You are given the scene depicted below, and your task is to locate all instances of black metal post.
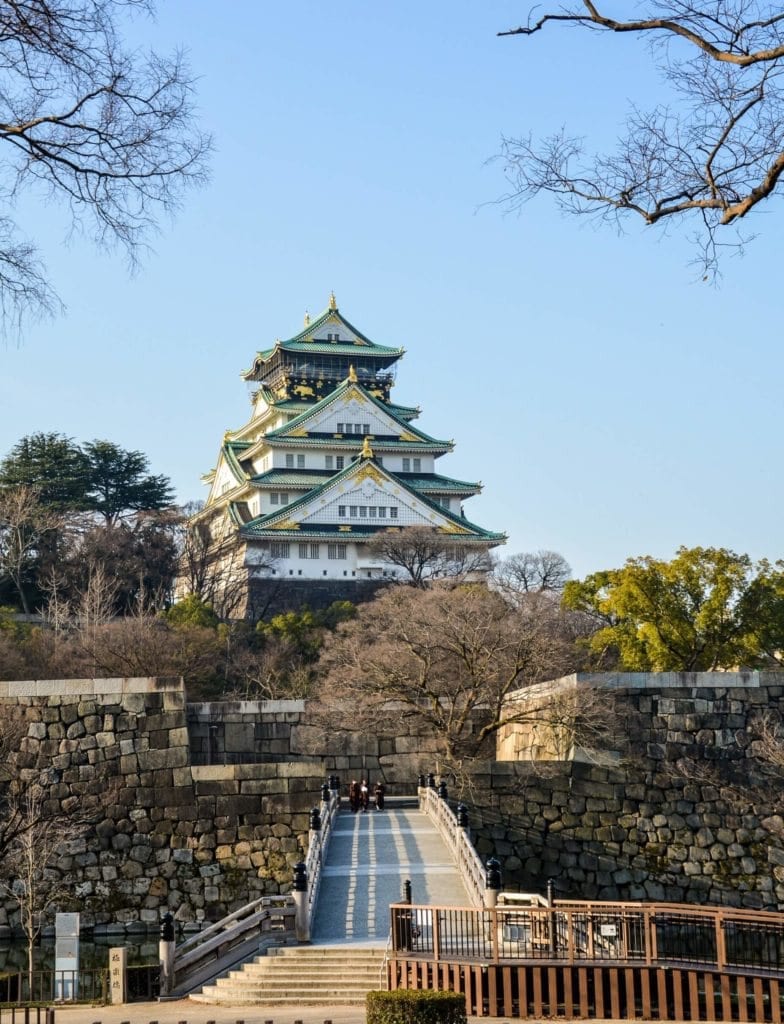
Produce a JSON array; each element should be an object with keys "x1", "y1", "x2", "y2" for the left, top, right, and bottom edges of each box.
[
  {"x1": 437, "y1": 780, "x2": 448, "y2": 801},
  {"x1": 293, "y1": 862, "x2": 307, "y2": 891},
  {"x1": 486, "y1": 857, "x2": 502, "y2": 891},
  {"x1": 309, "y1": 806, "x2": 322, "y2": 831},
  {"x1": 456, "y1": 803, "x2": 468, "y2": 827}
]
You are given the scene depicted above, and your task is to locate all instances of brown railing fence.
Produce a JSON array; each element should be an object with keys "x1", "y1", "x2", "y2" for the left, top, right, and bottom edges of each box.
[{"x1": 388, "y1": 900, "x2": 784, "y2": 1020}]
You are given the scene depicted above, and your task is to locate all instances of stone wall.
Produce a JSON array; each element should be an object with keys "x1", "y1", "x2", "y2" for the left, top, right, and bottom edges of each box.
[
  {"x1": 4, "y1": 670, "x2": 784, "y2": 937},
  {"x1": 0, "y1": 678, "x2": 327, "y2": 936},
  {"x1": 470, "y1": 671, "x2": 784, "y2": 910},
  {"x1": 0, "y1": 677, "x2": 443, "y2": 936}
]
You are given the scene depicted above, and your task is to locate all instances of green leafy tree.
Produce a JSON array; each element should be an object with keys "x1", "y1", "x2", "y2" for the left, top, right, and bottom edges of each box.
[
  {"x1": 563, "y1": 546, "x2": 782, "y2": 670},
  {"x1": 83, "y1": 441, "x2": 174, "y2": 526},
  {"x1": 0, "y1": 434, "x2": 90, "y2": 511},
  {"x1": 164, "y1": 593, "x2": 220, "y2": 630}
]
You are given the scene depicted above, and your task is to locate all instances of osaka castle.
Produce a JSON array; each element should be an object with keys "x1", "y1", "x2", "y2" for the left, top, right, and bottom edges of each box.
[{"x1": 193, "y1": 295, "x2": 505, "y2": 615}]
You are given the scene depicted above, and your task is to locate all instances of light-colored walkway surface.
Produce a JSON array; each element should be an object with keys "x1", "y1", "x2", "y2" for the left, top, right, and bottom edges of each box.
[
  {"x1": 54, "y1": 998, "x2": 491, "y2": 1023},
  {"x1": 312, "y1": 802, "x2": 470, "y2": 943}
]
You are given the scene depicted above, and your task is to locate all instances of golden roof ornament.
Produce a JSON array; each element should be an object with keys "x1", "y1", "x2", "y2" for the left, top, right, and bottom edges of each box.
[
  {"x1": 304, "y1": 310, "x2": 311, "y2": 326},
  {"x1": 360, "y1": 436, "x2": 374, "y2": 460},
  {"x1": 329, "y1": 291, "x2": 337, "y2": 311},
  {"x1": 348, "y1": 364, "x2": 358, "y2": 383}
]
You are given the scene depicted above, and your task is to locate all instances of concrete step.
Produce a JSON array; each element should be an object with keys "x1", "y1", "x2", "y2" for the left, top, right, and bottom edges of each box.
[{"x1": 190, "y1": 944, "x2": 387, "y2": 1006}]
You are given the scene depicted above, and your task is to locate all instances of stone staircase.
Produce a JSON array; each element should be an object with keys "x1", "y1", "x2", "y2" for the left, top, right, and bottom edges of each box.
[
  {"x1": 190, "y1": 794, "x2": 469, "y2": 1005},
  {"x1": 190, "y1": 945, "x2": 386, "y2": 1006}
]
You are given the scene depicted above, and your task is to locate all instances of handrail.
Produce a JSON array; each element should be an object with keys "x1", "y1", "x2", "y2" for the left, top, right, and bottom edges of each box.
[
  {"x1": 304, "y1": 789, "x2": 341, "y2": 935},
  {"x1": 171, "y1": 896, "x2": 294, "y2": 993},
  {"x1": 389, "y1": 900, "x2": 784, "y2": 975},
  {"x1": 418, "y1": 786, "x2": 486, "y2": 907}
]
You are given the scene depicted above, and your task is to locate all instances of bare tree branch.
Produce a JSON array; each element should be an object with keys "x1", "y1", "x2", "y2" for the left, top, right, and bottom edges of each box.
[{"x1": 496, "y1": 1, "x2": 784, "y2": 276}]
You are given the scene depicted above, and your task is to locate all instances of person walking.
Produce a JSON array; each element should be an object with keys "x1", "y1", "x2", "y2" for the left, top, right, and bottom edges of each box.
[
  {"x1": 349, "y1": 779, "x2": 360, "y2": 813},
  {"x1": 359, "y1": 778, "x2": 369, "y2": 812},
  {"x1": 374, "y1": 781, "x2": 385, "y2": 811}
]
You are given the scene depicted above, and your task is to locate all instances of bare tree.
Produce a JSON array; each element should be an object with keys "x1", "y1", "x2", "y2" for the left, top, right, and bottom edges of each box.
[
  {"x1": 494, "y1": 550, "x2": 571, "y2": 600},
  {"x1": 497, "y1": 1, "x2": 784, "y2": 276},
  {"x1": 0, "y1": 486, "x2": 61, "y2": 615},
  {"x1": 176, "y1": 508, "x2": 265, "y2": 619},
  {"x1": 0, "y1": 784, "x2": 89, "y2": 979},
  {"x1": 0, "y1": 0, "x2": 210, "y2": 330},
  {"x1": 367, "y1": 525, "x2": 493, "y2": 588},
  {"x1": 313, "y1": 584, "x2": 605, "y2": 770}
]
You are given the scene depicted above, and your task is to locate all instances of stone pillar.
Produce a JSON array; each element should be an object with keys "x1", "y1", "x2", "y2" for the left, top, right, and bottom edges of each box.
[
  {"x1": 159, "y1": 912, "x2": 176, "y2": 995},
  {"x1": 293, "y1": 861, "x2": 309, "y2": 942}
]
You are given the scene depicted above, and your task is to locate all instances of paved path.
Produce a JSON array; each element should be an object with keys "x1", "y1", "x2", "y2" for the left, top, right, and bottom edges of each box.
[
  {"x1": 54, "y1": 998, "x2": 496, "y2": 1024},
  {"x1": 312, "y1": 801, "x2": 470, "y2": 944}
]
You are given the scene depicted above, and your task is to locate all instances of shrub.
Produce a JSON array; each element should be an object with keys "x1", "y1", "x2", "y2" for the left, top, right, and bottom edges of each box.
[{"x1": 366, "y1": 989, "x2": 467, "y2": 1024}]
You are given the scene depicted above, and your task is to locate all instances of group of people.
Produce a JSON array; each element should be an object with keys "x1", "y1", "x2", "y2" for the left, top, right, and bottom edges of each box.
[{"x1": 348, "y1": 778, "x2": 385, "y2": 812}]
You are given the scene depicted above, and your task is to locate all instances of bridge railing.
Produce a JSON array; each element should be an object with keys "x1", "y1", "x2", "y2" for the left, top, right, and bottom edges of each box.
[
  {"x1": 418, "y1": 785, "x2": 486, "y2": 907},
  {"x1": 170, "y1": 895, "x2": 295, "y2": 995},
  {"x1": 389, "y1": 899, "x2": 784, "y2": 973},
  {"x1": 301, "y1": 787, "x2": 341, "y2": 937}
]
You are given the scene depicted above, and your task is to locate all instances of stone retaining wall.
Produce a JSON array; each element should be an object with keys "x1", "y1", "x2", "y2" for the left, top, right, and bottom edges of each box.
[
  {"x1": 472, "y1": 672, "x2": 784, "y2": 910},
  {"x1": 1, "y1": 678, "x2": 327, "y2": 935}
]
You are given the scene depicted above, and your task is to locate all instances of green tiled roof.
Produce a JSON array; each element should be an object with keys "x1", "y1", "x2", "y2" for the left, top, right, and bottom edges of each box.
[
  {"x1": 264, "y1": 378, "x2": 449, "y2": 446},
  {"x1": 242, "y1": 306, "x2": 404, "y2": 378},
  {"x1": 223, "y1": 441, "x2": 252, "y2": 483},
  {"x1": 263, "y1": 435, "x2": 452, "y2": 452},
  {"x1": 400, "y1": 473, "x2": 482, "y2": 494},
  {"x1": 239, "y1": 457, "x2": 505, "y2": 544},
  {"x1": 249, "y1": 469, "x2": 332, "y2": 487}
]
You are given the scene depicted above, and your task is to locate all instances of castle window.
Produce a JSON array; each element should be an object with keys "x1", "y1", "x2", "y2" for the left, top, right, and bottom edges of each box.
[
  {"x1": 297, "y1": 454, "x2": 305, "y2": 469},
  {"x1": 271, "y1": 541, "x2": 290, "y2": 559},
  {"x1": 389, "y1": 507, "x2": 398, "y2": 519},
  {"x1": 362, "y1": 424, "x2": 370, "y2": 435},
  {"x1": 336, "y1": 456, "x2": 345, "y2": 469},
  {"x1": 378, "y1": 507, "x2": 387, "y2": 519},
  {"x1": 338, "y1": 505, "x2": 346, "y2": 517},
  {"x1": 298, "y1": 543, "x2": 321, "y2": 559},
  {"x1": 369, "y1": 506, "x2": 377, "y2": 518},
  {"x1": 325, "y1": 456, "x2": 333, "y2": 469},
  {"x1": 328, "y1": 544, "x2": 347, "y2": 560},
  {"x1": 413, "y1": 458, "x2": 421, "y2": 472},
  {"x1": 349, "y1": 505, "x2": 357, "y2": 517},
  {"x1": 337, "y1": 422, "x2": 344, "y2": 433},
  {"x1": 285, "y1": 454, "x2": 294, "y2": 468},
  {"x1": 310, "y1": 543, "x2": 320, "y2": 558},
  {"x1": 402, "y1": 458, "x2": 410, "y2": 472},
  {"x1": 270, "y1": 492, "x2": 289, "y2": 506},
  {"x1": 354, "y1": 423, "x2": 362, "y2": 434},
  {"x1": 359, "y1": 506, "x2": 367, "y2": 518}
]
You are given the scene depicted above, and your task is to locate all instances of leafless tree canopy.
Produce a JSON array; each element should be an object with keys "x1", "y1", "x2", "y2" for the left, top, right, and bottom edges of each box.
[
  {"x1": 498, "y1": 1, "x2": 784, "y2": 275},
  {"x1": 0, "y1": 0, "x2": 210, "y2": 329},
  {"x1": 367, "y1": 525, "x2": 493, "y2": 588},
  {"x1": 494, "y1": 550, "x2": 571, "y2": 599},
  {"x1": 314, "y1": 583, "x2": 598, "y2": 767}
]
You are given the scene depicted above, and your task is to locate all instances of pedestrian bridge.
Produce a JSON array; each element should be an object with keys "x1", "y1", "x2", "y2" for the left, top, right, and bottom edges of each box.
[
  {"x1": 312, "y1": 795, "x2": 470, "y2": 943},
  {"x1": 179, "y1": 786, "x2": 784, "y2": 1019}
]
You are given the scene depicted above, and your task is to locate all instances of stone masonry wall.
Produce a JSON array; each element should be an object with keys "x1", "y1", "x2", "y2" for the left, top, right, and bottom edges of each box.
[
  {"x1": 0, "y1": 678, "x2": 327, "y2": 936},
  {"x1": 471, "y1": 672, "x2": 784, "y2": 911}
]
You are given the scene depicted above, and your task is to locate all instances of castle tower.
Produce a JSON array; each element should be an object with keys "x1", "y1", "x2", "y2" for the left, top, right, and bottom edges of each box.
[{"x1": 190, "y1": 297, "x2": 504, "y2": 614}]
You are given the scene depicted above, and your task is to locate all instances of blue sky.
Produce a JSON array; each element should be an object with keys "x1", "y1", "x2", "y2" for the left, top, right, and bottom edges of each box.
[{"x1": 0, "y1": 1, "x2": 781, "y2": 579}]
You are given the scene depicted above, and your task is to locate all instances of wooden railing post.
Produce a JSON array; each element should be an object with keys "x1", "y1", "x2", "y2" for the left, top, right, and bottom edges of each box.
[{"x1": 715, "y1": 910, "x2": 727, "y2": 972}]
